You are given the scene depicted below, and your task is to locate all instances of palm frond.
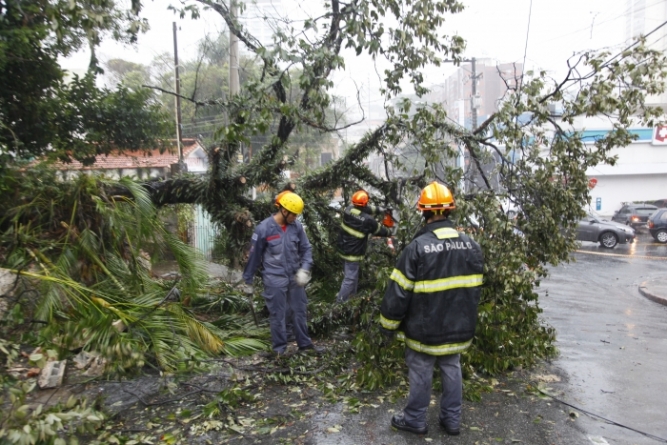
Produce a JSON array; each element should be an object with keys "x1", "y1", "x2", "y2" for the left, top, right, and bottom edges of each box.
[
  {"x1": 220, "y1": 337, "x2": 269, "y2": 356},
  {"x1": 2, "y1": 171, "x2": 266, "y2": 374}
]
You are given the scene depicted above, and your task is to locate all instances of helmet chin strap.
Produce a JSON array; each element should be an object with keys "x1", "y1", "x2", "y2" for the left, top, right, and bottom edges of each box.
[{"x1": 279, "y1": 208, "x2": 292, "y2": 224}]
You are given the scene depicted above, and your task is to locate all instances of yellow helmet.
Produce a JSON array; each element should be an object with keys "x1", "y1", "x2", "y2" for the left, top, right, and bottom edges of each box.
[
  {"x1": 417, "y1": 181, "x2": 455, "y2": 211},
  {"x1": 278, "y1": 192, "x2": 304, "y2": 215}
]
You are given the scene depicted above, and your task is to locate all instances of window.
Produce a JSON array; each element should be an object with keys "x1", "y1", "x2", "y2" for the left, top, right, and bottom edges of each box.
[
  {"x1": 320, "y1": 153, "x2": 333, "y2": 165},
  {"x1": 636, "y1": 208, "x2": 657, "y2": 216}
]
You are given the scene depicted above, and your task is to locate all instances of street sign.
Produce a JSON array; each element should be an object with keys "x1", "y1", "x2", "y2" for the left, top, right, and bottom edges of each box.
[
  {"x1": 652, "y1": 125, "x2": 667, "y2": 145},
  {"x1": 596, "y1": 197, "x2": 601, "y2": 211},
  {"x1": 588, "y1": 178, "x2": 598, "y2": 189}
]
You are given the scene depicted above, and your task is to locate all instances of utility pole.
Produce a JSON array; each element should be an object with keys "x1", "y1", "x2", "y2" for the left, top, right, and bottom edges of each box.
[
  {"x1": 457, "y1": 99, "x2": 466, "y2": 195},
  {"x1": 229, "y1": 0, "x2": 240, "y2": 97},
  {"x1": 444, "y1": 58, "x2": 481, "y2": 130},
  {"x1": 470, "y1": 57, "x2": 482, "y2": 130},
  {"x1": 442, "y1": 58, "x2": 481, "y2": 193},
  {"x1": 171, "y1": 22, "x2": 186, "y2": 174}
]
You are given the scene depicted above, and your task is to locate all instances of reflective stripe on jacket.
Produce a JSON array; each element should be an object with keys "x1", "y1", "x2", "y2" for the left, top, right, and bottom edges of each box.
[
  {"x1": 380, "y1": 219, "x2": 484, "y2": 355},
  {"x1": 337, "y1": 204, "x2": 390, "y2": 260},
  {"x1": 242, "y1": 215, "x2": 313, "y2": 288}
]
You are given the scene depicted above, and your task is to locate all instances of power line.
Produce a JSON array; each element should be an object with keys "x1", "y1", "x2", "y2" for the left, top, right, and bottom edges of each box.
[
  {"x1": 601, "y1": 18, "x2": 667, "y2": 68},
  {"x1": 534, "y1": 0, "x2": 664, "y2": 47},
  {"x1": 519, "y1": 0, "x2": 533, "y2": 95}
]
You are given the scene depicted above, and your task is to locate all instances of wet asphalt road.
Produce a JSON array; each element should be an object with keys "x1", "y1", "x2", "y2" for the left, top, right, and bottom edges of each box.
[{"x1": 539, "y1": 230, "x2": 667, "y2": 444}]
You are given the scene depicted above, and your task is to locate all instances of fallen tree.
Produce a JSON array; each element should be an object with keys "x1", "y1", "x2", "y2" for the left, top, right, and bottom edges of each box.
[{"x1": 2, "y1": 0, "x2": 667, "y2": 393}]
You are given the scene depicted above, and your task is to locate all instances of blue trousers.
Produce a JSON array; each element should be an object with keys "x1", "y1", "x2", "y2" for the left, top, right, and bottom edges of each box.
[
  {"x1": 403, "y1": 348, "x2": 462, "y2": 430},
  {"x1": 263, "y1": 282, "x2": 312, "y2": 353},
  {"x1": 336, "y1": 260, "x2": 360, "y2": 303}
]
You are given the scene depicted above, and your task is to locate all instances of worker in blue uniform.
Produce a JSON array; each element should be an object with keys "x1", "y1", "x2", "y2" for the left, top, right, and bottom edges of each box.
[{"x1": 243, "y1": 192, "x2": 324, "y2": 355}]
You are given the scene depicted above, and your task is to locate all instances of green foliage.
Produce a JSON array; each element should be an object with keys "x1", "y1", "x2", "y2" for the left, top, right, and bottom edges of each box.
[
  {"x1": 0, "y1": 378, "x2": 105, "y2": 445},
  {"x1": 0, "y1": 0, "x2": 168, "y2": 166},
  {"x1": 175, "y1": 204, "x2": 195, "y2": 243},
  {"x1": 0, "y1": 169, "x2": 267, "y2": 375}
]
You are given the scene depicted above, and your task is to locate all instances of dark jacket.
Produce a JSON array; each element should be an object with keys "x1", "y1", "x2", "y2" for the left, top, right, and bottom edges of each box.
[
  {"x1": 380, "y1": 219, "x2": 484, "y2": 355},
  {"x1": 243, "y1": 215, "x2": 313, "y2": 288},
  {"x1": 337, "y1": 204, "x2": 391, "y2": 261}
]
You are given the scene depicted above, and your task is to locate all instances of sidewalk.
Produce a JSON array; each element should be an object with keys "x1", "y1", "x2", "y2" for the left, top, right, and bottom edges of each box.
[{"x1": 638, "y1": 278, "x2": 667, "y2": 306}]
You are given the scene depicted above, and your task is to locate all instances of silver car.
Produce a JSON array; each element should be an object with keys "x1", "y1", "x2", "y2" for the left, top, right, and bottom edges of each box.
[{"x1": 577, "y1": 212, "x2": 635, "y2": 248}]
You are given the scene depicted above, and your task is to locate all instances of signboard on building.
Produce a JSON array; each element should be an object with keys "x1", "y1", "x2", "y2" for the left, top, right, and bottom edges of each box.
[{"x1": 652, "y1": 125, "x2": 667, "y2": 145}]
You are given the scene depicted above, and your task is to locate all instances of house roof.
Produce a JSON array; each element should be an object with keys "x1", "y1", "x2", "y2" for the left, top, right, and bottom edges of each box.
[{"x1": 52, "y1": 139, "x2": 203, "y2": 171}]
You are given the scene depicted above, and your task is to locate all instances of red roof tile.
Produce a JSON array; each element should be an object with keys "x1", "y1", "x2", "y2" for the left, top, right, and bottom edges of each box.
[{"x1": 52, "y1": 139, "x2": 202, "y2": 171}]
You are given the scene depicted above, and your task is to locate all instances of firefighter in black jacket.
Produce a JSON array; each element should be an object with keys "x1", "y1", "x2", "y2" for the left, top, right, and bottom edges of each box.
[
  {"x1": 380, "y1": 181, "x2": 484, "y2": 436},
  {"x1": 335, "y1": 190, "x2": 392, "y2": 303}
]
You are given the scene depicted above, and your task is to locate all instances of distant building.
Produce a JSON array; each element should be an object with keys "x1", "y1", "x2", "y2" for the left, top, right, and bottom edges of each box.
[
  {"x1": 577, "y1": 121, "x2": 667, "y2": 216},
  {"x1": 570, "y1": 1, "x2": 667, "y2": 215},
  {"x1": 625, "y1": 0, "x2": 667, "y2": 107},
  {"x1": 435, "y1": 59, "x2": 523, "y2": 129},
  {"x1": 50, "y1": 139, "x2": 208, "y2": 181},
  {"x1": 430, "y1": 59, "x2": 523, "y2": 192}
]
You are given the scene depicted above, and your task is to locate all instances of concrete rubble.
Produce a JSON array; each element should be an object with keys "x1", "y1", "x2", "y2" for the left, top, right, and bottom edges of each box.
[{"x1": 38, "y1": 360, "x2": 66, "y2": 389}]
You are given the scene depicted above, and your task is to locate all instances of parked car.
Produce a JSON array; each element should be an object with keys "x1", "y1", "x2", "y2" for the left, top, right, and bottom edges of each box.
[
  {"x1": 577, "y1": 212, "x2": 635, "y2": 248},
  {"x1": 649, "y1": 199, "x2": 667, "y2": 208},
  {"x1": 647, "y1": 208, "x2": 667, "y2": 243},
  {"x1": 610, "y1": 203, "x2": 658, "y2": 229}
]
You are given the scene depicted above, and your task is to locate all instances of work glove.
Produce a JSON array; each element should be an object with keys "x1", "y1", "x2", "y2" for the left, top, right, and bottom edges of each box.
[
  {"x1": 241, "y1": 284, "x2": 254, "y2": 295},
  {"x1": 295, "y1": 268, "x2": 311, "y2": 287}
]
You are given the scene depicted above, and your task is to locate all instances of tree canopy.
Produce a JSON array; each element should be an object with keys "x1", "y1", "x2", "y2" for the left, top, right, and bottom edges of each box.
[{"x1": 0, "y1": 0, "x2": 171, "y2": 167}]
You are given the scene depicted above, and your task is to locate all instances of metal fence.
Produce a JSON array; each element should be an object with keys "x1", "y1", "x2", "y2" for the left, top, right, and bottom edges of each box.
[{"x1": 188, "y1": 205, "x2": 220, "y2": 261}]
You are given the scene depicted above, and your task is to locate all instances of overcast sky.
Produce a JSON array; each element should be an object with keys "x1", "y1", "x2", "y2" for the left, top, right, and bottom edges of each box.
[{"x1": 62, "y1": 0, "x2": 643, "y2": 120}]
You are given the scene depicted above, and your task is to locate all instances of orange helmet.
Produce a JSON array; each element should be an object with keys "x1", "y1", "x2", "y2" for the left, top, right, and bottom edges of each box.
[
  {"x1": 274, "y1": 190, "x2": 292, "y2": 207},
  {"x1": 417, "y1": 181, "x2": 455, "y2": 211},
  {"x1": 351, "y1": 190, "x2": 369, "y2": 207}
]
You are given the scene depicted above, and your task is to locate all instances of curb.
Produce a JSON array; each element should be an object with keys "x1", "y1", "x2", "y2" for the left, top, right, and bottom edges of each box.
[{"x1": 638, "y1": 281, "x2": 667, "y2": 306}]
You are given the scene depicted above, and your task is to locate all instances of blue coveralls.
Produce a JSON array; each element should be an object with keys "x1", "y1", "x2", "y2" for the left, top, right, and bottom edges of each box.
[{"x1": 243, "y1": 215, "x2": 314, "y2": 353}]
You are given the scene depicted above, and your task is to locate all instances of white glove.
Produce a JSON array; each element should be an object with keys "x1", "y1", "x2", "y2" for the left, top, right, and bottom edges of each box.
[
  {"x1": 241, "y1": 284, "x2": 254, "y2": 295},
  {"x1": 295, "y1": 269, "x2": 311, "y2": 287}
]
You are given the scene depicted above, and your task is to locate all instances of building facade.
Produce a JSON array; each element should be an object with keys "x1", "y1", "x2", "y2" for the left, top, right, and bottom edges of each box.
[
  {"x1": 440, "y1": 59, "x2": 523, "y2": 130},
  {"x1": 580, "y1": 117, "x2": 667, "y2": 216},
  {"x1": 625, "y1": 0, "x2": 667, "y2": 108},
  {"x1": 576, "y1": 0, "x2": 667, "y2": 216},
  {"x1": 52, "y1": 139, "x2": 208, "y2": 181}
]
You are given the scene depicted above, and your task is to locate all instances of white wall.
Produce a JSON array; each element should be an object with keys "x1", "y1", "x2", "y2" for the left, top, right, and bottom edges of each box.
[
  {"x1": 573, "y1": 115, "x2": 667, "y2": 215},
  {"x1": 58, "y1": 167, "x2": 169, "y2": 181},
  {"x1": 588, "y1": 173, "x2": 667, "y2": 216}
]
